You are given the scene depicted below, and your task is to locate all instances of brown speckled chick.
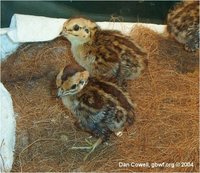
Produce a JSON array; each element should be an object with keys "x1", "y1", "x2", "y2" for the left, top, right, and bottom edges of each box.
[
  {"x1": 56, "y1": 64, "x2": 135, "y2": 160},
  {"x1": 167, "y1": 1, "x2": 199, "y2": 51},
  {"x1": 61, "y1": 17, "x2": 147, "y2": 85}
]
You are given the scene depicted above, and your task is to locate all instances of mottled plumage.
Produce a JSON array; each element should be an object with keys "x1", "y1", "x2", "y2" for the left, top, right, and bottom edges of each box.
[
  {"x1": 56, "y1": 64, "x2": 135, "y2": 159},
  {"x1": 61, "y1": 17, "x2": 147, "y2": 85},
  {"x1": 167, "y1": 1, "x2": 199, "y2": 51}
]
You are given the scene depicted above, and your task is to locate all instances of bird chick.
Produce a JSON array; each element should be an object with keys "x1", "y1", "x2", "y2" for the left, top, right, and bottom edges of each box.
[
  {"x1": 56, "y1": 64, "x2": 135, "y2": 160},
  {"x1": 61, "y1": 17, "x2": 147, "y2": 85},
  {"x1": 167, "y1": 1, "x2": 199, "y2": 51}
]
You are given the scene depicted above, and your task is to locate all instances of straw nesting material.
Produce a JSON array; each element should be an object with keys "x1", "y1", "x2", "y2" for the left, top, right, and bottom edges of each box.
[
  {"x1": 1, "y1": 26, "x2": 199, "y2": 172},
  {"x1": 1, "y1": 37, "x2": 74, "y2": 83}
]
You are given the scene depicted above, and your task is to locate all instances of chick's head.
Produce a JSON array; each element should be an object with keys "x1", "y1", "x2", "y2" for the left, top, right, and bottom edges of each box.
[
  {"x1": 56, "y1": 64, "x2": 89, "y2": 97},
  {"x1": 61, "y1": 17, "x2": 99, "y2": 45}
]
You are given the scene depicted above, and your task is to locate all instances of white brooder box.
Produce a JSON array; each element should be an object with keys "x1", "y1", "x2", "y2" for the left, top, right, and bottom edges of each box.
[{"x1": 0, "y1": 82, "x2": 15, "y2": 172}]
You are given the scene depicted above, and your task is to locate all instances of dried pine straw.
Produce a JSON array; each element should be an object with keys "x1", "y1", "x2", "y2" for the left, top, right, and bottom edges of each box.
[{"x1": 1, "y1": 26, "x2": 199, "y2": 172}]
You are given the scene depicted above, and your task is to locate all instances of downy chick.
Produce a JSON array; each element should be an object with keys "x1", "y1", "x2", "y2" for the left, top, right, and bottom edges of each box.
[
  {"x1": 167, "y1": 1, "x2": 199, "y2": 51},
  {"x1": 56, "y1": 64, "x2": 135, "y2": 160},
  {"x1": 61, "y1": 17, "x2": 148, "y2": 85}
]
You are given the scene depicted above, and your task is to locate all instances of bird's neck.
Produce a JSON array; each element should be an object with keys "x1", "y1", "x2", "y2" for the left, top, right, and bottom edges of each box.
[
  {"x1": 71, "y1": 40, "x2": 91, "y2": 50},
  {"x1": 61, "y1": 95, "x2": 78, "y2": 112},
  {"x1": 71, "y1": 43, "x2": 83, "y2": 62},
  {"x1": 71, "y1": 42, "x2": 91, "y2": 63},
  {"x1": 71, "y1": 41, "x2": 83, "y2": 51},
  {"x1": 70, "y1": 40, "x2": 95, "y2": 71},
  {"x1": 70, "y1": 36, "x2": 93, "y2": 51}
]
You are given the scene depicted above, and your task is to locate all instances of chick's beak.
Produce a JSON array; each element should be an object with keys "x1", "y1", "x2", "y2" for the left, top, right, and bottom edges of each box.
[
  {"x1": 59, "y1": 31, "x2": 63, "y2": 36},
  {"x1": 57, "y1": 88, "x2": 63, "y2": 98}
]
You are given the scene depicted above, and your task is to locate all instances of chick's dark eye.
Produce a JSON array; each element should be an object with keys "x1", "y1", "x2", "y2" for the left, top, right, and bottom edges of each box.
[
  {"x1": 79, "y1": 80, "x2": 85, "y2": 85},
  {"x1": 71, "y1": 84, "x2": 77, "y2": 89},
  {"x1": 73, "y1": 24, "x2": 80, "y2": 31},
  {"x1": 85, "y1": 28, "x2": 89, "y2": 33}
]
